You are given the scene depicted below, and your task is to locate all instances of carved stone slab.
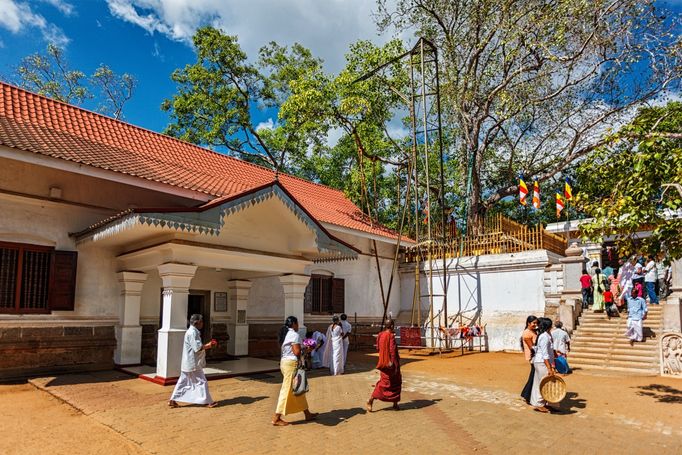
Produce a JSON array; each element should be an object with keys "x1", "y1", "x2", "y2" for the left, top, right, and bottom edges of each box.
[{"x1": 660, "y1": 332, "x2": 682, "y2": 378}]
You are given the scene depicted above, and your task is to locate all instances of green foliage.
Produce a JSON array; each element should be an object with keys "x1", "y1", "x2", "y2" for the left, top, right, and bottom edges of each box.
[
  {"x1": 576, "y1": 102, "x2": 682, "y2": 260},
  {"x1": 14, "y1": 44, "x2": 136, "y2": 119}
]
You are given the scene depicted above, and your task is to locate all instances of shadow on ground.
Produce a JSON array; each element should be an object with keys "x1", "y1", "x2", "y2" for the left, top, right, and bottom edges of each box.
[
  {"x1": 555, "y1": 392, "x2": 586, "y2": 414},
  {"x1": 40, "y1": 370, "x2": 132, "y2": 387},
  {"x1": 635, "y1": 384, "x2": 682, "y2": 403}
]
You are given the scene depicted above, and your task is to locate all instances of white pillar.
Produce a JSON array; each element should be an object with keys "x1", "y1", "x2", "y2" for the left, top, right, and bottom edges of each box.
[
  {"x1": 279, "y1": 274, "x2": 310, "y2": 338},
  {"x1": 226, "y1": 280, "x2": 251, "y2": 356},
  {"x1": 156, "y1": 263, "x2": 197, "y2": 381},
  {"x1": 114, "y1": 271, "x2": 147, "y2": 366}
]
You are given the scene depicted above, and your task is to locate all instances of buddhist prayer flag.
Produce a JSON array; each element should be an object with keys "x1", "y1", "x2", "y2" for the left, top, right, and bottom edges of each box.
[
  {"x1": 556, "y1": 192, "x2": 565, "y2": 219},
  {"x1": 519, "y1": 176, "x2": 528, "y2": 206},
  {"x1": 564, "y1": 178, "x2": 573, "y2": 201},
  {"x1": 532, "y1": 181, "x2": 541, "y2": 209}
]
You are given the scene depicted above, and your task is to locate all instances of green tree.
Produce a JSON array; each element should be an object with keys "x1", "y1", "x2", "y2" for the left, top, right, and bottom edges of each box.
[
  {"x1": 576, "y1": 102, "x2": 682, "y2": 260},
  {"x1": 378, "y1": 0, "x2": 681, "y2": 231},
  {"x1": 14, "y1": 44, "x2": 136, "y2": 119},
  {"x1": 162, "y1": 27, "x2": 321, "y2": 170}
]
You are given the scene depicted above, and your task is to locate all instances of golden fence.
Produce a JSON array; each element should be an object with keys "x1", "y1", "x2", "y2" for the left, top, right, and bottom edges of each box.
[{"x1": 404, "y1": 214, "x2": 567, "y2": 262}]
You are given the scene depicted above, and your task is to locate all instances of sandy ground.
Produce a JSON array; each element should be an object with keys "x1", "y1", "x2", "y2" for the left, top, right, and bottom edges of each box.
[{"x1": 0, "y1": 383, "x2": 146, "y2": 455}]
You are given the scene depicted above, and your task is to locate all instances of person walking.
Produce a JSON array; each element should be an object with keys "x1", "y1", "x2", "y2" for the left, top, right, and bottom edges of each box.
[
  {"x1": 366, "y1": 318, "x2": 402, "y2": 412},
  {"x1": 322, "y1": 315, "x2": 345, "y2": 375},
  {"x1": 552, "y1": 321, "x2": 571, "y2": 374},
  {"x1": 580, "y1": 269, "x2": 592, "y2": 309},
  {"x1": 530, "y1": 318, "x2": 556, "y2": 413},
  {"x1": 520, "y1": 315, "x2": 538, "y2": 404},
  {"x1": 340, "y1": 313, "x2": 352, "y2": 367},
  {"x1": 644, "y1": 255, "x2": 659, "y2": 304},
  {"x1": 625, "y1": 288, "x2": 648, "y2": 346},
  {"x1": 168, "y1": 314, "x2": 217, "y2": 408},
  {"x1": 272, "y1": 316, "x2": 317, "y2": 426},
  {"x1": 591, "y1": 268, "x2": 606, "y2": 312}
]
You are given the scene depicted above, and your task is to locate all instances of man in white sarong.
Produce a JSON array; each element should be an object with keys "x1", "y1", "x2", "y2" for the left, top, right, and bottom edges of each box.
[
  {"x1": 169, "y1": 314, "x2": 217, "y2": 408},
  {"x1": 625, "y1": 288, "x2": 648, "y2": 346},
  {"x1": 340, "y1": 313, "x2": 352, "y2": 367},
  {"x1": 322, "y1": 315, "x2": 345, "y2": 375},
  {"x1": 310, "y1": 330, "x2": 326, "y2": 369}
]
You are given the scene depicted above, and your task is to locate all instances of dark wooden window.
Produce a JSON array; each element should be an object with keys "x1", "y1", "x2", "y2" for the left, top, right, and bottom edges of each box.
[
  {"x1": 0, "y1": 242, "x2": 77, "y2": 313},
  {"x1": 305, "y1": 275, "x2": 344, "y2": 314}
]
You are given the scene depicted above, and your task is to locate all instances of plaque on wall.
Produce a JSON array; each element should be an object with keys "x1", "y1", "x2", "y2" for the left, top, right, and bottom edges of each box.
[
  {"x1": 214, "y1": 292, "x2": 228, "y2": 312},
  {"x1": 237, "y1": 309, "x2": 247, "y2": 324}
]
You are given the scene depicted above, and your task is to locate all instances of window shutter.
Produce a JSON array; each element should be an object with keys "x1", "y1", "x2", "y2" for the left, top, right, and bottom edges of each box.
[
  {"x1": 331, "y1": 278, "x2": 344, "y2": 314},
  {"x1": 304, "y1": 279, "x2": 313, "y2": 314},
  {"x1": 48, "y1": 250, "x2": 78, "y2": 311}
]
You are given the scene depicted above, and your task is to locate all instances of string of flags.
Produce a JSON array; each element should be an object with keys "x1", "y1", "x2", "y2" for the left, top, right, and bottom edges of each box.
[{"x1": 518, "y1": 176, "x2": 573, "y2": 218}]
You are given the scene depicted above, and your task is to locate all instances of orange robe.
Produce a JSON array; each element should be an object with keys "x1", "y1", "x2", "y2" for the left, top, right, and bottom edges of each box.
[{"x1": 371, "y1": 330, "x2": 402, "y2": 403}]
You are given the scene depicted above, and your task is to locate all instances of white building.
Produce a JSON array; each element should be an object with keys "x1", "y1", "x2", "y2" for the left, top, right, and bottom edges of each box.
[{"x1": 0, "y1": 82, "x2": 402, "y2": 382}]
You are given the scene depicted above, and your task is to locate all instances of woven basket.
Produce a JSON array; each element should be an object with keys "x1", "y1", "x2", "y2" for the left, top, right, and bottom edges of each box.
[{"x1": 540, "y1": 375, "x2": 566, "y2": 403}]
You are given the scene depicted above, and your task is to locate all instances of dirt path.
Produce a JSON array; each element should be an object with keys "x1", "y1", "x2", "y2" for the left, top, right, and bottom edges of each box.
[{"x1": 0, "y1": 383, "x2": 147, "y2": 455}]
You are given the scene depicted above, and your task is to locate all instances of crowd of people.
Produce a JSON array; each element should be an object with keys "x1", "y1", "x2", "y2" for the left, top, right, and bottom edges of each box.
[
  {"x1": 166, "y1": 312, "x2": 402, "y2": 426},
  {"x1": 519, "y1": 316, "x2": 571, "y2": 413}
]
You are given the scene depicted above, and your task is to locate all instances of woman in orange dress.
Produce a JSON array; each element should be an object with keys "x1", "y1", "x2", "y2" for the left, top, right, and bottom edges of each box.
[{"x1": 366, "y1": 319, "x2": 401, "y2": 412}]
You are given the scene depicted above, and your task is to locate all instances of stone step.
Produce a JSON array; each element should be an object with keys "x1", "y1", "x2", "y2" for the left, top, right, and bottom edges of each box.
[
  {"x1": 570, "y1": 345, "x2": 657, "y2": 356},
  {"x1": 574, "y1": 327, "x2": 662, "y2": 336},
  {"x1": 571, "y1": 363, "x2": 658, "y2": 375},
  {"x1": 578, "y1": 315, "x2": 663, "y2": 324},
  {"x1": 570, "y1": 352, "x2": 659, "y2": 364},
  {"x1": 572, "y1": 335, "x2": 660, "y2": 344},
  {"x1": 570, "y1": 357, "x2": 658, "y2": 371}
]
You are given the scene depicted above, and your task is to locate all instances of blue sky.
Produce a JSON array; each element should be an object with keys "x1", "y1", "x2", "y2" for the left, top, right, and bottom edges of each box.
[{"x1": 0, "y1": 0, "x2": 681, "y2": 137}]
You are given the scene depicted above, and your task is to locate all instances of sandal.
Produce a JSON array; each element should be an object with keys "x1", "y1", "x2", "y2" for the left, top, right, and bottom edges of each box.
[
  {"x1": 206, "y1": 402, "x2": 218, "y2": 408},
  {"x1": 272, "y1": 419, "x2": 289, "y2": 426},
  {"x1": 533, "y1": 406, "x2": 549, "y2": 413}
]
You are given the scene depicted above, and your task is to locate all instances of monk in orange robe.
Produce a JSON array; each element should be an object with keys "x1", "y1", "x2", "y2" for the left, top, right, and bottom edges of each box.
[{"x1": 366, "y1": 318, "x2": 401, "y2": 411}]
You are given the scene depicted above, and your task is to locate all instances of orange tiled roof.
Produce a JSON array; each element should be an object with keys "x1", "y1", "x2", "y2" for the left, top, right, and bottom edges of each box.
[{"x1": 0, "y1": 82, "x2": 398, "y2": 240}]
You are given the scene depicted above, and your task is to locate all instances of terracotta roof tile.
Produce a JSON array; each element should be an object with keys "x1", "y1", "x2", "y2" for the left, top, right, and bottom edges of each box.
[{"x1": 0, "y1": 81, "x2": 398, "y2": 240}]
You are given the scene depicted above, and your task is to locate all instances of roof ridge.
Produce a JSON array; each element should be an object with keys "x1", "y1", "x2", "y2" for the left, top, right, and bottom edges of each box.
[{"x1": 0, "y1": 80, "x2": 348, "y2": 198}]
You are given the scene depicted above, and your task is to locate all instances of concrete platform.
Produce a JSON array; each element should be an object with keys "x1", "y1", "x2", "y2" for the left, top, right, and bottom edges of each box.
[{"x1": 120, "y1": 357, "x2": 280, "y2": 385}]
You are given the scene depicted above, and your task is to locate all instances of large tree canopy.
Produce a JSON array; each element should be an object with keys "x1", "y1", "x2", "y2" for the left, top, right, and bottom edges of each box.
[
  {"x1": 378, "y1": 0, "x2": 682, "y2": 230},
  {"x1": 576, "y1": 102, "x2": 682, "y2": 260}
]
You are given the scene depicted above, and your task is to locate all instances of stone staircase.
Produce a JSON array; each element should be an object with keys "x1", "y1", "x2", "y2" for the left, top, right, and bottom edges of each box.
[{"x1": 569, "y1": 305, "x2": 663, "y2": 375}]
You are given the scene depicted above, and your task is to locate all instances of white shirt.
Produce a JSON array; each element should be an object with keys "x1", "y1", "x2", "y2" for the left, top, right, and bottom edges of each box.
[
  {"x1": 281, "y1": 328, "x2": 301, "y2": 361},
  {"x1": 552, "y1": 328, "x2": 570, "y2": 355},
  {"x1": 340, "y1": 320, "x2": 352, "y2": 337},
  {"x1": 312, "y1": 330, "x2": 326, "y2": 351},
  {"x1": 181, "y1": 325, "x2": 204, "y2": 372},
  {"x1": 533, "y1": 332, "x2": 555, "y2": 365},
  {"x1": 645, "y1": 260, "x2": 657, "y2": 282}
]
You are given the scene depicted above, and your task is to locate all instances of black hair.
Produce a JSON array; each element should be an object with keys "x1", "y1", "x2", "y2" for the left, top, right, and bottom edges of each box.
[
  {"x1": 305, "y1": 330, "x2": 313, "y2": 338},
  {"x1": 595, "y1": 268, "x2": 601, "y2": 275},
  {"x1": 525, "y1": 315, "x2": 538, "y2": 329},
  {"x1": 332, "y1": 315, "x2": 340, "y2": 323},
  {"x1": 582, "y1": 269, "x2": 588, "y2": 274},
  {"x1": 278, "y1": 315, "x2": 298, "y2": 345},
  {"x1": 537, "y1": 318, "x2": 553, "y2": 335},
  {"x1": 340, "y1": 313, "x2": 348, "y2": 320}
]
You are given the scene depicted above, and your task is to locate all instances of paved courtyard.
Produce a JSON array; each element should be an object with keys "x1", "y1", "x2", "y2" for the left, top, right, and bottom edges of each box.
[{"x1": 2, "y1": 351, "x2": 682, "y2": 455}]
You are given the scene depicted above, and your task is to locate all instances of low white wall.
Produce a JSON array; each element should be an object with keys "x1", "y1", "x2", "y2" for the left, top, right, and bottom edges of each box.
[{"x1": 400, "y1": 250, "x2": 554, "y2": 351}]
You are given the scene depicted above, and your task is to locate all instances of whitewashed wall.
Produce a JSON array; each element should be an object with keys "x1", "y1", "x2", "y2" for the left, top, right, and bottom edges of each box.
[{"x1": 399, "y1": 250, "x2": 556, "y2": 351}]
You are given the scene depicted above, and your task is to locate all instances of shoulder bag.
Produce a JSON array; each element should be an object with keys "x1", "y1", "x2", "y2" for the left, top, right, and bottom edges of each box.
[{"x1": 292, "y1": 358, "x2": 309, "y2": 396}]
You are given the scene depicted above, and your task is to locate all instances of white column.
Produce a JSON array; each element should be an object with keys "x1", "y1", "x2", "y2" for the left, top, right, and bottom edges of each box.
[
  {"x1": 226, "y1": 280, "x2": 252, "y2": 356},
  {"x1": 279, "y1": 274, "x2": 310, "y2": 338},
  {"x1": 156, "y1": 263, "x2": 197, "y2": 380},
  {"x1": 114, "y1": 271, "x2": 148, "y2": 366}
]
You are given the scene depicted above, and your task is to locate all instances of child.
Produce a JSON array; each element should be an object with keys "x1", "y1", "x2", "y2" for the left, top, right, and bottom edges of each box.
[{"x1": 603, "y1": 287, "x2": 618, "y2": 319}]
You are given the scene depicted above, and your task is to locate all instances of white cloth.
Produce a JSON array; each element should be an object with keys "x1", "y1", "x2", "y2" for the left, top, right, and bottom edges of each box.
[
  {"x1": 170, "y1": 370, "x2": 213, "y2": 405},
  {"x1": 626, "y1": 319, "x2": 643, "y2": 342},
  {"x1": 311, "y1": 331, "x2": 326, "y2": 368},
  {"x1": 340, "y1": 320, "x2": 352, "y2": 365},
  {"x1": 322, "y1": 324, "x2": 345, "y2": 375},
  {"x1": 281, "y1": 328, "x2": 301, "y2": 361},
  {"x1": 530, "y1": 362, "x2": 548, "y2": 407},
  {"x1": 645, "y1": 260, "x2": 657, "y2": 282},
  {"x1": 533, "y1": 332, "x2": 555, "y2": 365},
  {"x1": 181, "y1": 326, "x2": 204, "y2": 372},
  {"x1": 552, "y1": 328, "x2": 570, "y2": 355}
]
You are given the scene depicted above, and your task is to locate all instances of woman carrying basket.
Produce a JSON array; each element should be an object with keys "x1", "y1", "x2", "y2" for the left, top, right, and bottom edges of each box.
[
  {"x1": 272, "y1": 316, "x2": 318, "y2": 426},
  {"x1": 530, "y1": 317, "x2": 557, "y2": 413}
]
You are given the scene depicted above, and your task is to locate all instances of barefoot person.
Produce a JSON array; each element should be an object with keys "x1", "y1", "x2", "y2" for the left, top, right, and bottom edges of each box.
[
  {"x1": 168, "y1": 314, "x2": 217, "y2": 408},
  {"x1": 530, "y1": 318, "x2": 556, "y2": 413},
  {"x1": 520, "y1": 315, "x2": 538, "y2": 404},
  {"x1": 272, "y1": 316, "x2": 317, "y2": 426},
  {"x1": 625, "y1": 287, "x2": 648, "y2": 346},
  {"x1": 367, "y1": 318, "x2": 401, "y2": 412}
]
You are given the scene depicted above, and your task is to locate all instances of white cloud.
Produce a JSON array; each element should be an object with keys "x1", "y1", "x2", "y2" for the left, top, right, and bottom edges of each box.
[
  {"x1": 106, "y1": 0, "x2": 393, "y2": 72},
  {"x1": 256, "y1": 118, "x2": 276, "y2": 131},
  {"x1": 40, "y1": 0, "x2": 75, "y2": 16},
  {"x1": 0, "y1": 0, "x2": 70, "y2": 45}
]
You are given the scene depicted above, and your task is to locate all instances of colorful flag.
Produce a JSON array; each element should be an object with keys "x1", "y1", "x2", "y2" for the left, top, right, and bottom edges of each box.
[
  {"x1": 519, "y1": 176, "x2": 528, "y2": 206},
  {"x1": 532, "y1": 181, "x2": 541, "y2": 209},
  {"x1": 564, "y1": 178, "x2": 573, "y2": 201},
  {"x1": 556, "y1": 192, "x2": 565, "y2": 219}
]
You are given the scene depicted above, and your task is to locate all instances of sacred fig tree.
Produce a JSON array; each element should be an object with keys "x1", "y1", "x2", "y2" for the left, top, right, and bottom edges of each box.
[
  {"x1": 378, "y1": 0, "x2": 682, "y2": 232},
  {"x1": 576, "y1": 102, "x2": 682, "y2": 260}
]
